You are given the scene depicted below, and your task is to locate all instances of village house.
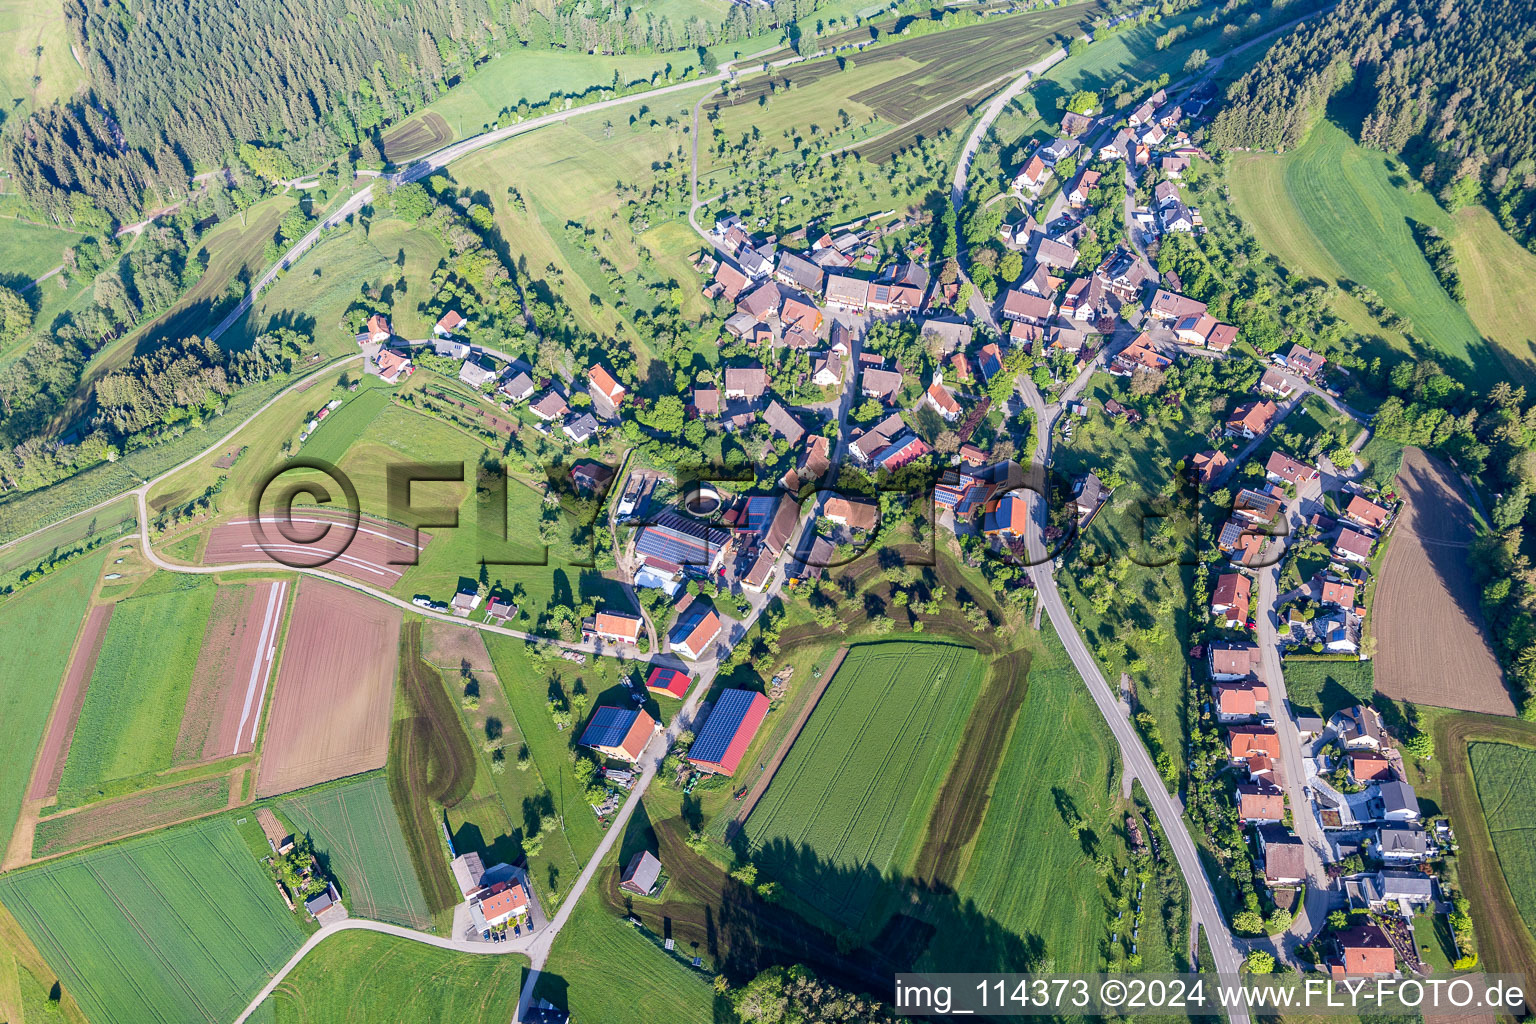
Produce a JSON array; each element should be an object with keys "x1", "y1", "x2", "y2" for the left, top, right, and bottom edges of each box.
[
  {"x1": 1256, "y1": 824, "x2": 1306, "y2": 886},
  {"x1": 1040, "y1": 136, "x2": 1080, "y2": 165},
  {"x1": 823, "y1": 273, "x2": 870, "y2": 313},
  {"x1": 723, "y1": 366, "x2": 769, "y2": 400},
  {"x1": 1236, "y1": 783, "x2": 1286, "y2": 824},
  {"x1": 810, "y1": 351, "x2": 842, "y2": 388},
  {"x1": 774, "y1": 251, "x2": 824, "y2": 294},
  {"x1": 1192, "y1": 449, "x2": 1229, "y2": 484},
  {"x1": 1330, "y1": 924, "x2": 1397, "y2": 978},
  {"x1": 1266, "y1": 451, "x2": 1319, "y2": 488},
  {"x1": 587, "y1": 610, "x2": 642, "y2": 646},
  {"x1": 562, "y1": 412, "x2": 600, "y2": 444},
  {"x1": 982, "y1": 490, "x2": 1030, "y2": 538},
  {"x1": 1334, "y1": 705, "x2": 1388, "y2": 752},
  {"x1": 434, "y1": 310, "x2": 466, "y2": 337},
  {"x1": 645, "y1": 666, "x2": 691, "y2": 700},
  {"x1": 670, "y1": 600, "x2": 722, "y2": 660},
  {"x1": 860, "y1": 365, "x2": 904, "y2": 403},
  {"x1": 359, "y1": 313, "x2": 393, "y2": 344},
  {"x1": 1209, "y1": 641, "x2": 1262, "y2": 681},
  {"x1": 1000, "y1": 288, "x2": 1055, "y2": 327},
  {"x1": 1280, "y1": 343, "x2": 1326, "y2": 379},
  {"x1": 1380, "y1": 780, "x2": 1421, "y2": 822},
  {"x1": 374, "y1": 348, "x2": 413, "y2": 385},
  {"x1": 1210, "y1": 572, "x2": 1252, "y2": 627},
  {"x1": 867, "y1": 263, "x2": 929, "y2": 314},
  {"x1": 763, "y1": 400, "x2": 806, "y2": 445},
  {"x1": 1213, "y1": 679, "x2": 1269, "y2": 723},
  {"x1": 1319, "y1": 578, "x2": 1357, "y2": 608},
  {"x1": 736, "y1": 281, "x2": 782, "y2": 322},
  {"x1": 824, "y1": 496, "x2": 878, "y2": 531},
  {"x1": 1376, "y1": 825, "x2": 1430, "y2": 865},
  {"x1": 578, "y1": 706, "x2": 659, "y2": 763},
  {"x1": 1226, "y1": 399, "x2": 1279, "y2": 439},
  {"x1": 1112, "y1": 333, "x2": 1172, "y2": 375},
  {"x1": 620, "y1": 850, "x2": 663, "y2": 897},
  {"x1": 1013, "y1": 154, "x2": 1049, "y2": 192},
  {"x1": 713, "y1": 260, "x2": 751, "y2": 302},
  {"x1": 1149, "y1": 289, "x2": 1206, "y2": 323},
  {"x1": 459, "y1": 355, "x2": 498, "y2": 390},
  {"x1": 1345, "y1": 495, "x2": 1391, "y2": 531},
  {"x1": 1333, "y1": 527, "x2": 1374, "y2": 564},
  {"x1": 1067, "y1": 168, "x2": 1102, "y2": 207},
  {"x1": 1351, "y1": 751, "x2": 1394, "y2": 784},
  {"x1": 1070, "y1": 473, "x2": 1108, "y2": 524},
  {"x1": 692, "y1": 385, "x2": 720, "y2": 417},
  {"x1": 529, "y1": 390, "x2": 569, "y2": 422},
  {"x1": 1031, "y1": 235, "x2": 1079, "y2": 271},
  {"x1": 849, "y1": 412, "x2": 907, "y2": 463},
  {"x1": 499, "y1": 372, "x2": 534, "y2": 404},
  {"x1": 587, "y1": 364, "x2": 627, "y2": 407},
  {"x1": 1174, "y1": 313, "x2": 1237, "y2": 351},
  {"x1": 1060, "y1": 110, "x2": 1093, "y2": 136},
  {"x1": 1258, "y1": 368, "x2": 1299, "y2": 398},
  {"x1": 919, "y1": 316, "x2": 973, "y2": 355}
]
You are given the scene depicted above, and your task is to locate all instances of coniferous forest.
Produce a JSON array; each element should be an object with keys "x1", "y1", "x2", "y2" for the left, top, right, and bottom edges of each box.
[{"x1": 1209, "y1": 0, "x2": 1536, "y2": 248}]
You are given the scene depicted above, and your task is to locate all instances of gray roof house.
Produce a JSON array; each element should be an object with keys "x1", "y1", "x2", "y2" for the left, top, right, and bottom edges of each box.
[
  {"x1": 620, "y1": 849, "x2": 663, "y2": 896},
  {"x1": 499, "y1": 372, "x2": 535, "y2": 403},
  {"x1": 459, "y1": 356, "x2": 498, "y2": 389},
  {"x1": 451, "y1": 851, "x2": 487, "y2": 897},
  {"x1": 774, "y1": 251, "x2": 824, "y2": 293},
  {"x1": 563, "y1": 412, "x2": 600, "y2": 443},
  {"x1": 1379, "y1": 781, "x2": 1420, "y2": 823},
  {"x1": 1376, "y1": 825, "x2": 1429, "y2": 864}
]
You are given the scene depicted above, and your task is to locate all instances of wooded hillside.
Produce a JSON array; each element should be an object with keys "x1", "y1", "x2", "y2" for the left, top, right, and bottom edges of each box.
[{"x1": 1209, "y1": 0, "x2": 1536, "y2": 248}]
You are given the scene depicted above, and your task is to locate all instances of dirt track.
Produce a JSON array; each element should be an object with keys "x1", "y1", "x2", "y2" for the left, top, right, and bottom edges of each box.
[
  {"x1": 28, "y1": 604, "x2": 114, "y2": 801},
  {"x1": 1374, "y1": 448, "x2": 1514, "y2": 714},
  {"x1": 256, "y1": 578, "x2": 401, "y2": 797}
]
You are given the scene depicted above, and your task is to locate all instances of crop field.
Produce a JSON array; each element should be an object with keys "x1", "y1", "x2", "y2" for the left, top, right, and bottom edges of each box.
[
  {"x1": 742, "y1": 640, "x2": 984, "y2": 927},
  {"x1": 1374, "y1": 448, "x2": 1512, "y2": 714},
  {"x1": 263, "y1": 928, "x2": 527, "y2": 1023},
  {"x1": 31, "y1": 775, "x2": 231, "y2": 859},
  {"x1": 389, "y1": 622, "x2": 475, "y2": 916},
  {"x1": 1227, "y1": 119, "x2": 1513, "y2": 383},
  {"x1": 256, "y1": 579, "x2": 401, "y2": 797},
  {"x1": 381, "y1": 112, "x2": 454, "y2": 162},
  {"x1": 0, "y1": 816, "x2": 304, "y2": 1024},
  {"x1": 301, "y1": 382, "x2": 391, "y2": 464},
  {"x1": 0, "y1": 556, "x2": 101, "y2": 862},
  {"x1": 1438, "y1": 717, "x2": 1536, "y2": 986},
  {"x1": 28, "y1": 604, "x2": 112, "y2": 803},
  {"x1": 55, "y1": 578, "x2": 217, "y2": 805},
  {"x1": 277, "y1": 773, "x2": 432, "y2": 929},
  {"x1": 173, "y1": 580, "x2": 289, "y2": 765},
  {"x1": 1469, "y1": 742, "x2": 1536, "y2": 937},
  {"x1": 1452, "y1": 206, "x2": 1536, "y2": 385}
]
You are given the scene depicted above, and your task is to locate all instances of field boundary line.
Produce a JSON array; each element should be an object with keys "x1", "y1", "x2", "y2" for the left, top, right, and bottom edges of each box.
[{"x1": 730, "y1": 645, "x2": 847, "y2": 835}]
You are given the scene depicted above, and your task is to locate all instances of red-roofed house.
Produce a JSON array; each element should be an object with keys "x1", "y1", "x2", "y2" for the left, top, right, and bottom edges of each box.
[
  {"x1": 362, "y1": 313, "x2": 393, "y2": 344},
  {"x1": 1149, "y1": 290, "x2": 1206, "y2": 322},
  {"x1": 472, "y1": 880, "x2": 530, "y2": 928},
  {"x1": 1334, "y1": 527, "x2": 1374, "y2": 564},
  {"x1": 1331, "y1": 925, "x2": 1397, "y2": 977},
  {"x1": 579, "y1": 707, "x2": 659, "y2": 762},
  {"x1": 1227, "y1": 725, "x2": 1281, "y2": 763},
  {"x1": 588, "y1": 364, "x2": 627, "y2": 407},
  {"x1": 375, "y1": 348, "x2": 413, "y2": 384},
  {"x1": 670, "y1": 604, "x2": 722, "y2": 660},
  {"x1": 1345, "y1": 495, "x2": 1390, "y2": 531},
  {"x1": 645, "y1": 666, "x2": 691, "y2": 699},
  {"x1": 1213, "y1": 680, "x2": 1269, "y2": 722},
  {"x1": 1226, "y1": 399, "x2": 1278, "y2": 439},
  {"x1": 1266, "y1": 451, "x2": 1318, "y2": 488},
  {"x1": 434, "y1": 309, "x2": 466, "y2": 337},
  {"x1": 590, "y1": 611, "x2": 642, "y2": 645},
  {"x1": 1236, "y1": 783, "x2": 1286, "y2": 823},
  {"x1": 1319, "y1": 579, "x2": 1357, "y2": 607},
  {"x1": 1001, "y1": 289, "x2": 1055, "y2": 326},
  {"x1": 1210, "y1": 572, "x2": 1252, "y2": 627},
  {"x1": 1192, "y1": 449, "x2": 1229, "y2": 484},
  {"x1": 1014, "y1": 154, "x2": 1048, "y2": 193},
  {"x1": 1351, "y1": 752, "x2": 1393, "y2": 783}
]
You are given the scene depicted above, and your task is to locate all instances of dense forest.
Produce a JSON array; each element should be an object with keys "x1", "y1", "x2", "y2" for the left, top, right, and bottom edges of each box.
[
  {"x1": 5, "y1": 0, "x2": 823, "y2": 223},
  {"x1": 1209, "y1": 0, "x2": 1536, "y2": 247}
]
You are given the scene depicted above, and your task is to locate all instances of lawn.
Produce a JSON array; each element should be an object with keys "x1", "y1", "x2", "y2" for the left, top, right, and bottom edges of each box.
[
  {"x1": 276, "y1": 772, "x2": 434, "y2": 930},
  {"x1": 0, "y1": 816, "x2": 304, "y2": 1024},
  {"x1": 1468, "y1": 741, "x2": 1536, "y2": 938},
  {"x1": 1451, "y1": 205, "x2": 1536, "y2": 385},
  {"x1": 0, "y1": 216, "x2": 82, "y2": 284},
  {"x1": 1280, "y1": 658, "x2": 1375, "y2": 719},
  {"x1": 262, "y1": 928, "x2": 527, "y2": 1023},
  {"x1": 0, "y1": 0, "x2": 87, "y2": 114},
  {"x1": 0, "y1": 554, "x2": 101, "y2": 859},
  {"x1": 301, "y1": 380, "x2": 392, "y2": 465},
  {"x1": 55, "y1": 577, "x2": 217, "y2": 806},
  {"x1": 1228, "y1": 116, "x2": 1515, "y2": 384},
  {"x1": 741, "y1": 640, "x2": 985, "y2": 928},
  {"x1": 535, "y1": 885, "x2": 715, "y2": 1024}
]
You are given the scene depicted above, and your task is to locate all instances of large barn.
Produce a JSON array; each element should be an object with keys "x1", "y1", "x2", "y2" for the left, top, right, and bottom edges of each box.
[
  {"x1": 634, "y1": 511, "x2": 734, "y2": 575},
  {"x1": 578, "y1": 706, "x2": 658, "y2": 763},
  {"x1": 687, "y1": 689, "x2": 769, "y2": 775}
]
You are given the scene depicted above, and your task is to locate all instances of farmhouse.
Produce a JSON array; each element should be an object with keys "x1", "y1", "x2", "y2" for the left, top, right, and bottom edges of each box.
[
  {"x1": 620, "y1": 850, "x2": 663, "y2": 896},
  {"x1": 919, "y1": 316, "x2": 973, "y2": 354},
  {"x1": 587, "y1": 364, "x2": 627, "y2": 407},
  {"x1": 469, "y1": 880, "x2": 530, "y2": 931},
  {"x1": 775, "y1": 251, "x2": 824, "y2": 293},
  {"x1": 714, "y1": 261, "x2": 751, "y2": 302},
  {"x1": 687, "y1": 689, "x2": 769, "y2": 775},
  {"x1": 810, "y1": 351, "x2": 842, "y2": 387},
  {"x1": 669, "y1": 601, "x2": 722, "y2": 660},
  {"x1": 645, "y1": 666, "x2": 691, "y2": 699},
  {"x1": 724, "y1": 366, "x2": 769, "y2": 400},
  {"x1": 1000, "y1": 288, "x2": 1054, "y2": 326},
  {"x1": 824, "y1": 496, "x2": 878, "y2": 531},
  {"x1": 635, "y1": 511, "x2": 734, "y2": 575},
  {"x1": 578, "y1": 706, "x2": 658, "y2": 763},
  {"x1": 1112, "y1": 333, "x2": 1171, "y2": 374}
]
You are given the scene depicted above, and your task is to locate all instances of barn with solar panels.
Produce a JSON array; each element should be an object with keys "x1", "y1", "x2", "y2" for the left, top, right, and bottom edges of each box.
[
  {"x1": 646, "y1": 666, "x2": 691, "y2": 699},
  {"x1": 633, "y1": 510, "x2": 734, "y2": 575},
  {"x1": 578, "y1": 706, "x2": 658, "y2": 763},
  {"x1": 687, "y1": 689, "x2": 769, "y2": 775}
]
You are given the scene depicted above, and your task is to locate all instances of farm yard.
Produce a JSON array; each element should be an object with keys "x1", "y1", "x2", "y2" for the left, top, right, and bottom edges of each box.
[
  {"x1": 1469, "y1": 742, "x2": 1536, "y2": 938},
  {"x1": 1373, "y1": 448, "x2": 1513, "y2": 715},
  {"x1": 256, "y1": 579, "x2": 401, "y2": 797},
  {"x1": 30, "y1": 775, "x2": 232, "y2": 860},
  {"x1": 0, "y1": 816, "x2": 304, "y2": 1024},
  {"x1": 259, "y1": 928, "x2": 527, "y2": 1023},
  {"x1": 276, "y1": 773, "x2": 433, "y2": 930},
  {"x1": 173, "y1": 580, "x2": 290, "y2": 765},
  {"x1": 741, "y1": 640, "x2": 984, "y2": 929},
  {"x1": 0, "y1": 556, "x2": 104, "y2": 863},
  {"x1": 54, "y1": 577, "x2": 218, "y2": 807}
]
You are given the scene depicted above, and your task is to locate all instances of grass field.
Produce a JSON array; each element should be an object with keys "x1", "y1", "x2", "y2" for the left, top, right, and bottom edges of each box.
[
  {"x1": 1468, "y1": 742, "x2": 1536, "y2": 938},
  {"x1": 0, "y1": 816, "x2": 304, "y2": 1024},
  {"x1": 536, "y1": 885, "x2": 715, "y2": 1024},
  {"x1": 0, "y1": 216, "x2": 82, "y2": 283},
  {"x1": 0, "y1": 900, "x2": 90, "y2": 1024},
  {"x1": 262, "y1": 928, "x2": 527, "y2": 1023},
  {"x1": 1228, "y1": 116, "x2": 1525, "y2": 384},
  {"x1": 301, "y1": 381, "x2": 392, "y2": 464},
  {"x1": 1281, "y1": 659, "x2": 1375, "y2": 719},
  {"x1": 55, "y1": 577, "x2": 216, "y2": 805},
  {"x1": 0, "y1": 555, "x2": 101, "y2": 860},
  {"x1": 0, "y1": 0, "x2": 86, "y2": 115},
  {"x1": 742, "y1": 640, "x2": 984, "y2": 928},
  {"x1": 1451, "y1": 205, "x2": 1536, "y2": 384},
  {"x1": 276, "y1": 772, "x2": 433, "y2": 929}
]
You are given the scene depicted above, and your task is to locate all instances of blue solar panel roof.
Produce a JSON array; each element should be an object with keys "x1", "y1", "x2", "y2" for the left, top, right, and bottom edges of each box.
[
  {"x1": 580, "y1": 706, "x2": 639, "y2": 749},
  {"x1": 689, "y1": 689, "x2": 759, "y2": 765}
]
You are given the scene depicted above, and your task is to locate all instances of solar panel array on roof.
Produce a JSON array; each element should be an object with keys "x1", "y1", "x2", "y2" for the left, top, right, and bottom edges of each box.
[
  {"x1": 580, "y1": 706, "x2": 641, "y2": 751},
  {"x1": 635, "y1": 511, "x2": 731, "y2": 568},
  {"x1": 739, "y1": 495, "x2": 780, "y2": 536},
  {"x1": 687, "y1": 689, "x2": 768, "y2": 773}
]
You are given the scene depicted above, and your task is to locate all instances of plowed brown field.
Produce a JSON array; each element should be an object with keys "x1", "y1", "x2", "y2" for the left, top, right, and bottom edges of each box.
[
  {"x1": 28, "y1": 605, "x2": 114, "y2": 801},
  {"x1": 255, "y1": 579, "x2": 401, "y2": 797},
  {"x1": 173, "y1": 580, "x2": 289, "y2": 765},
  {"x1": 203, "y1": 510, "x2": 427, "y2": 588},
  {"x1": 1374, "y1": 448, "x2": 1514, "y2": 714}
]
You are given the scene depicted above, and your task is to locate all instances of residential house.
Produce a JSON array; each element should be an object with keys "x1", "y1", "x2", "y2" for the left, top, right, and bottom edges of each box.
[
  {"x1": 1258, "y1": 368, "x2": 1299, "y2": 398},
  {"x1": 1334, "y1": 705, "x2": 1387, "y2": 751},
  {"x1": 1040, "y1": 136, "x2": 1080, "y2": 165},
  {"x1": 1094, "y1": 247, "x2": 1155, "y2": 306},
  {"x1": 824, "y1": 496, "x2": 878, "y2": 531},
  {"x1": 499, "y1": 372, "x2": 535, "y2": 404},
  {"x1": 1174, "y1": 313, "x2": 1237, "y2": 351},
  {"x1": 578, "y1": 706, "x2": 658, "y2": 763},
  {"x1": 1345, "y1": 495, "x2": 1390, "y2": 531},
  {"x1": 1112, "y1": 333, "x2": 1171, "y2": 375},
  {"x1": 810, "y1": 351, "x2": 842, "y2": 387},
  {"x1": 1376, "y1": 825, "x2": 1430, "y2": 865},
  {"x1": 459, "y1": 356, "x2": 498, "y2": 390},
  {"x1": 1330, "y1": 925, "x2": 1396, "y2": 978},
  {"x1": 1060, "y1": 277, "x2": 1092, "y2": 320},
  {"x1": 975, "y1": 342, "x2": 1005, "y2": 383},
  {"x1": 646, "y1": 666, "x2": 691, "y2": 700},
  {"x1": 589, "y1": 611, "x2": 642, "y2": 646},
  {"x1": 860, "y1": 366, "x2": 904, "y2": 402},
  {"x1": 1213, "y1": 679, "x2": 1269, "y2": 722},
  {"x1": 587, "y1": 364, "x2": 627, "y2": 407},
  {"x1": 1071, "y1": 473, "x2": 1107, "y2": 523},
  {"x1": 1013, "y1": 154, "x2": 1049, "y2": 193},
  {"x1": 1031, "y1": 235, "x2": 1079, "y2": 270},
  {"x1": 1334, "y1": 527, "x2": 1374, "y2": 564},
  {"x1": 1153, "y1": 181, "x2": 1181, "y2": 209},
  {"x1": 1211, "y1": 572, "x2": 1252, "y2": 627},
  {"x1": 763, "y1": 400, "x2": 806, "y2": 446},
  {"x1": 1160, "y1": 202, "x2": 1195, "y2": 233},
  {"x1": 982, "y1": 490, "x2": 1031, "y2": 538},
  {"x1": 374, "y1": 348, "x2": 412, "y2": 384},
  {"x1": 823, "y1": 274, "x2": 869, "y2": 313},
  {"x1": 779, "y1": 290, "x2": 822, "y2": 331},
  {"x1": 360, "y1": 313, "x2": 392, "y2": 344},
  {"x1": 529, "y1": 391, "x2": 569, "y2": 421},
  {"x1": 849, "y1": 412, "x2": 907, "y2": 463},
  {"x1": 1256, "y1": 824, "x2": 1306, "y2": 885},
  {"x1": 1281, "y1": 344, "x2": 1326, "y2": 379},
  {"x1": 1061, "y1": 110, "x2": 1093, "y2": 136},
  {"x1": 433, "y1": 338, "x2": 470, "y2": 360},
  {"x1": 1226, "y1": 399, "x2": 1278, "y2": 439},
  {"x1": 714, "y1": 261, "x2": 751, "y2": 302},
  {"x1": 1380, "y1": 781, "x2": 1420, "y2": 823},
  {"x1": 1351, "y1": 752, "x2": 1394, "y2": 784},
  {"x1": 1319, "y1": 578, "x2": 1357, "y2": 608},
  {"x1": 1351, "y1": 871, "x2": 1434, "y2": 913},
  {"x1": 1149, "y1": 289, "x2": 1206, "y2": 323},
  {"x1": 1099, "y1": 128, "x2": 1134, "y2": 162},
  {"x1": 737, "y1": 281, "x2": 782, "y2": 321},
  {"x1": 873, "y1": 431, "x2": 931, "y2": 470},
  {"x1": 919, "y1": 316, "x2": 973, "y2": 355},
  {"x1": 692, "y1": 385, "x2": 720, "y2": 417},
  {"x1": 774, "y1": 251, "x2": 824, "y2": 294},
  {"x1": 1019, "y1": 260, "x2": 1054, "y2": 297},
  {"x1": 562, "y1": 412, "x2": 600, "y2": 443},
  {"x1": 723, "y1": 366, "x2": 769, "y2": 400},
  {"x1": 1179, "y1": 452, "x2": 1226, "y2": 490},
  {"x1": 434, "y1": 310, "x2": 466, "y2": 337},
  {"x1": 1001, "y1": 288, "x2": 1055, "y2": 326},
  {"x1": 1067, "y1": 168, "x2": 1102, "y2": 207},
  {"x1": 620, "y1": 850, "x2": 663, "y2": 896},
  {"x1": 1237, "y1": 783, "x2": 1286, "y2": 824},
  {"x1": 1209, "y1": 642, "x2": 1263, "y2": 681},
  {"x1": 1266, "y1": 451, "x2": 1319, "y2": 488},
  {"x1": 867, "y1": 263, "x2": 929, "y2": 314}
]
